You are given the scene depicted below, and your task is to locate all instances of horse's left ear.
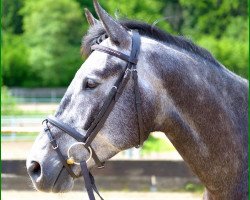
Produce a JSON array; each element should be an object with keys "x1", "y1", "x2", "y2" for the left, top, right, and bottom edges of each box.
[
  {"x1": 93, "y1": 0, "x2": 131, "y2": 47},
  {"x1": 84, "y1": 8, "x2": 99, "y2": 26}
]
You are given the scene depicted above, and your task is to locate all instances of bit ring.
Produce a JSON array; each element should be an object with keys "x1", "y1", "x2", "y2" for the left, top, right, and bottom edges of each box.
[{"x1": 67, "y1": 142, "x2": 92, "y2": 165}]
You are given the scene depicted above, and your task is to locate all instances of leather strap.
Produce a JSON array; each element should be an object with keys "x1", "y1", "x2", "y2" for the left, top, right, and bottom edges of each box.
[
  {"x1": 91, "y1": 45, "x2": 138, "y2": 64},
  {"x1": 45, "y1": 117, "x2": 104, "y2": 168},
  {"x1": 44, "y1": 121, "x2": 77, "y2": 178},
  {"x1": 84, "y1": 86, "x2": 118, "y2": 138},
  {"x1": 87, "y1": 31, "x2": 144, "y2": 147},
  {"x1": 46, "y1": 116, "x2": 86, "y2": 141},
  {"x1": 127, "y1": 31, "x2": 144, "y2": 146},
  {"x1": 84, "y1": 69, "x2": 131, "y2": 146},
  {"x1": 81, "y1": 161, "x2": 104, "y2": 200},
  {"x1": 132, "y1": 68, "x2": 144, "y2": 146}
]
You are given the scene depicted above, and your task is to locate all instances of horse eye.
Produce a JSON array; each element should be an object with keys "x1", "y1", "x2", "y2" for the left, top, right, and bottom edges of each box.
[{"x1": 85, "y1": 79, "x2": 98, "y2": 89}]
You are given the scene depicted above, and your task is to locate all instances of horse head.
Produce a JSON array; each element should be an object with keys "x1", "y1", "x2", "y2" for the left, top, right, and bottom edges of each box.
[{"x1": 26, "y1": 0, "x2": 157, "y2": 192}]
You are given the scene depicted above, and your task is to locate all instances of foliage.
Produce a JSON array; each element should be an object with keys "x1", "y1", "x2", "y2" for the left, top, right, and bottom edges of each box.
[
  {"x1": 19, "y1": 0, "x2": 84, "y2": 87},
  {"x1": 179, "y1": 0, "x2": 248, "y2": 38},
  {"x1": 197, "y1": 36, "x2": 248, "y2": 78},
  {"x1": 141, "y1": 135, "x2": 176, "y2": 154},
  {"x1": 223, "y1": 16, "x2": 248, "y2": 41},
  {"x1": 178, "y1": 0, "x2": 248, "y2": 79},
  {"x1": 1, "y1": 0, "x2": 248, "y2": 87},
  {"x1": 1, "y1": 33, "x2": 34, "y2": 86},
  {"x1": 1, "y1": 86, "x2": 18, "y2": 115},
  {"x1": 184, "y1": 182, "x2": 204, "y2": 193},
  {"x1": 100, "y1": 0, "x2": 174, "y2": 33},
  {"x1": 2, "y1": 0, "x2": 24, "y2": 34}
]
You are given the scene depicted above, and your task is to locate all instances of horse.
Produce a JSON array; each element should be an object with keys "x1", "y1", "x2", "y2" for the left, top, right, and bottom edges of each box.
[{"x1": 26, "y1": 0, "x2": 248, "y2": 199}]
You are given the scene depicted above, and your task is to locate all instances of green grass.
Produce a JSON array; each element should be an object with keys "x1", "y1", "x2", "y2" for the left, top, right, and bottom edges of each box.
[
  {"x1": 4, "y1": 109, "x2": 50, "y2": 116},
  {"x1": 183, "y1": 183, "x2": 205, "y2": 193},
  {"x1": 1, "y1": 86, "x2": 18, "y2": 115}
]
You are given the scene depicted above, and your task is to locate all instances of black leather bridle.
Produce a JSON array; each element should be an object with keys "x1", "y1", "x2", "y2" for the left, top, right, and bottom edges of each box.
[{"x1": 42, "y1": 30, "x2": 144, "y2": 200}]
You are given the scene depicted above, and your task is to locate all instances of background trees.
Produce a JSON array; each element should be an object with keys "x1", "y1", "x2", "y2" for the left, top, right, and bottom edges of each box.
[
  {"x1": 178, "y1": 0, "x2": 248, "y2": 78},
  {"x1": 2, "y1": 0, "x2": 248, "y2": 87},
  {"x1": 2, "y1": 0, "x2": 84, "y2": 87}
]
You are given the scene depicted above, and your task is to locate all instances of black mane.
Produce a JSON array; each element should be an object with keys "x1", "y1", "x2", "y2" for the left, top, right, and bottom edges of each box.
[{"x1": 82, "y1": 20, "x2": 220, "y2": 67}]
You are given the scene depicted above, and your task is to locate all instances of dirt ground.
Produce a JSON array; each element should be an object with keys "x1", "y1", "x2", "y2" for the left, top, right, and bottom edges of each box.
[{"x1": 2, "y1": 191, "x2": 202, "y2": 200}]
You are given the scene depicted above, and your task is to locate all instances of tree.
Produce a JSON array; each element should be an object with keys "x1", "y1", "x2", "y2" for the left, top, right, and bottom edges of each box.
[
  {"x1": 99, "y1": 0, "x2": 174, "y2": 33},
  {"x1": 178, "y1": 0, "x2": 248, "y2": 78},
  {"x1": 179, "y1": 0, "x2": 248, "y2": 38},
  {"x1": 2, "y1": 0, "x2": 24, "y2": 34},
  {"x1": 1, "y1": 33, "x2": 33, "y2": 86},
  {"x1": 1, "y1": 0, "x2": 248, "y2": 87},
  {"x1": 20, "y1": 0, "x2": 84, "y2": 86}
]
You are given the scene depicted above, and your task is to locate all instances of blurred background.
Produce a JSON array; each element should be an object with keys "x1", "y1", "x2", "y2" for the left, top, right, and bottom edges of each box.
[{"x1": 1, "y1": 0, "x2": 248, "y2": 199}]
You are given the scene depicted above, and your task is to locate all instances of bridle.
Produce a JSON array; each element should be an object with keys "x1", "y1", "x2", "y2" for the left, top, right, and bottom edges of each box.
[{"x1": 42, "y1": 30, "x2": 143, "y2": 200}]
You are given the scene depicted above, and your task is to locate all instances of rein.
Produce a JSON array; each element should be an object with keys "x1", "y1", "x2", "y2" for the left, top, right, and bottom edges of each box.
[{"x1": 43, "y1": 30, "x2": 143, "y2": 200}]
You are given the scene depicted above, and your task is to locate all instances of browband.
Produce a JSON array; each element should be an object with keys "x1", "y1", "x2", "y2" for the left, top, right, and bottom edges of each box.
[{"x1": 91, "y1": 45, "x2": 138, "y2": 64}]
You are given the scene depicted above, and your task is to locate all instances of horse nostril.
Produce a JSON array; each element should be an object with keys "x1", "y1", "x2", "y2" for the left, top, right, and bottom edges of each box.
[{"x1": 28, "y1": 161, "x2": 41, "y2": 179}]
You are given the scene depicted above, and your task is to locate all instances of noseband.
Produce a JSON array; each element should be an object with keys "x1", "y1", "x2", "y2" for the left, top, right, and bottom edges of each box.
[{"x1": 43, "y1": 30, "x2": 143, "y2": 200}]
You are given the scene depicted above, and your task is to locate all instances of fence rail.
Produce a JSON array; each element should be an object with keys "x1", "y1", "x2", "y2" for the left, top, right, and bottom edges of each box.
[
  {"x1": 3, "y1": 160, "x2": 195, "y2": 177},
  {"x1": 1, "y1": 116, "x2": 43, "y2": 141},
  {"x1": 2, "y1": 160, "x2": 200, "y2": 191},
  {"x1": 2, "y1": 116, "x2": 43, "y2": 134},
  {"x1": 1, "y1": 115, "x2": 167, "y2": 143},
  {"x1": 13, "y1": 97, "x2": 62, "y2": 103},
  {"x1": 9, "y1": 87, "x2": 67, "y2": 103}
]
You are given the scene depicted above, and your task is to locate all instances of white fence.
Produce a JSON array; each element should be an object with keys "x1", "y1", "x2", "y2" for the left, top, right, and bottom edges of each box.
[
  {"x1": 1, "y1": 116, "x2": 44, "y2": 141},
  {"x1": 9, "y1": 88, "x2": 67, "y2": 103},
  {"x1": 1, "y1": 115, "x2": 141, "y2": 159}
]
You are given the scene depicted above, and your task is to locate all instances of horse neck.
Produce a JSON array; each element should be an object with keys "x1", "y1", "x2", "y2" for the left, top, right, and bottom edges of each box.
[{"x1": 142, "y1": 41, "x2": 248, "y2": 199}]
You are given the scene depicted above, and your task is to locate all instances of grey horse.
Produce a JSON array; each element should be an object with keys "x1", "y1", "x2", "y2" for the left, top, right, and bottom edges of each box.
[{"x1": 27, "y1": 1, "x2": 248, "y2": 199}]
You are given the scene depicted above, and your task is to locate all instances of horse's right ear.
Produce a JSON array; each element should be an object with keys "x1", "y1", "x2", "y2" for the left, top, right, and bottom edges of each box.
[
  {"x1": 93, "y1": 0, "x2": 130, "y2": 48},
  {"x1": 84, "y1": 8, "x2": 99, "y2": 26}
]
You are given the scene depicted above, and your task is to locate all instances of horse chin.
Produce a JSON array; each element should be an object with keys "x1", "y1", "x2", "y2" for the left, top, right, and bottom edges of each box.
[
  {"x1": 51, "y1": 168, "x2": 74, "y2": 193},
  {"x1": 52, "y1": 180, "x2": 74, "y2": 193}
]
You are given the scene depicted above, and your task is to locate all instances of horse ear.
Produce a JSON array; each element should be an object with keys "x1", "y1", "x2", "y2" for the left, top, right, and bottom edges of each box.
[
  {"x1": 84, "y1": 8, "x2": 99, "y2": 26},
  {"x1": 93, "y1": 0, "x2": 130, "y2": 47}
]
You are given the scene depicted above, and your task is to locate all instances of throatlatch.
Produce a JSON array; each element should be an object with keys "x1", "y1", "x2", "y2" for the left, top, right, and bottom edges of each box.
[{"x1": 43, "y1": 30, "x2": 143, "y2": 200}]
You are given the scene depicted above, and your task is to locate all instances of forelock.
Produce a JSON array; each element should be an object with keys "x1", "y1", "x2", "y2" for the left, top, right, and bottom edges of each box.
[{"x1": 81, "y1": 23, "x2": 106, "y2": 57}]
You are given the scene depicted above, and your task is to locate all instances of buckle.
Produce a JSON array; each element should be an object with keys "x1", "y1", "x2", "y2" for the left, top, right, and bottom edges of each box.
[
  {"x1": 97, "y1": 162, "x2": 105, "y2": 169},
  {"x1": 51, "y1": 139, "x2": 59, "y2": 149},
  {"x1": 42, "y1": 119, "x2": 48, "y2": 125},
  {"x1": 52, "y1": 143, "x2": 59, "y2": 150},
  {"x1": 112, "y1": 86, "x2": 117, "y2": 90}
]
